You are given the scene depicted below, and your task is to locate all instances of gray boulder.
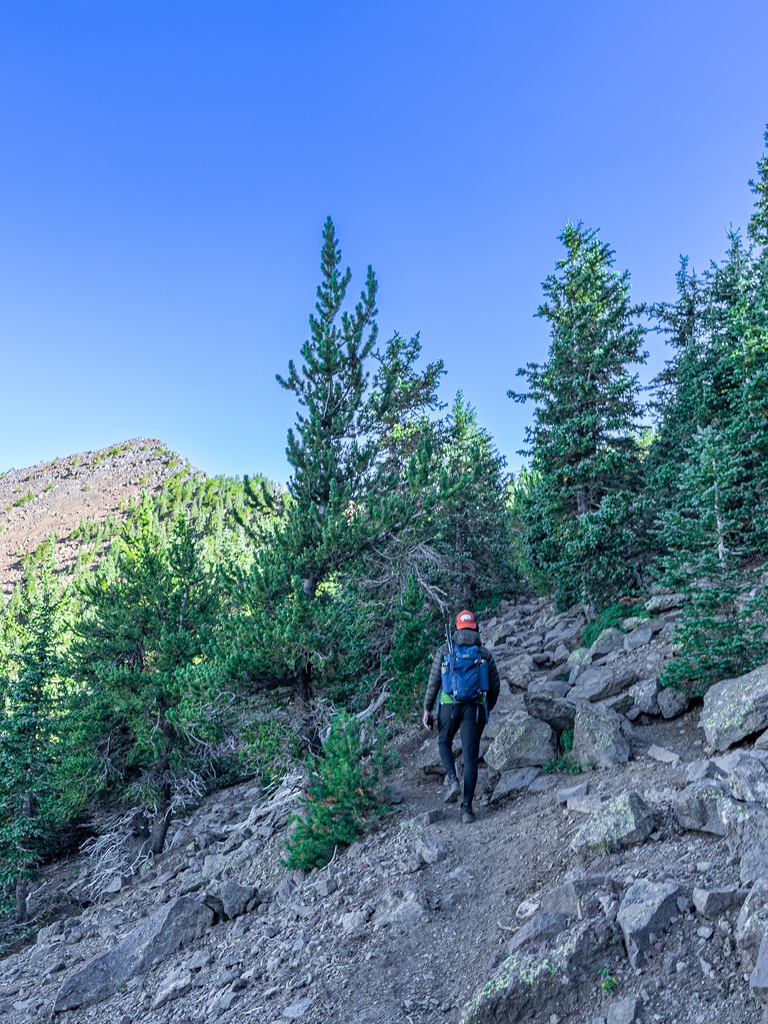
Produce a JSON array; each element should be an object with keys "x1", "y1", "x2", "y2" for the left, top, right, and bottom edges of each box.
[
  {"x1": 589, "y1": 627, "x2": 625, "y2": 658},
  {"x1": 484, "y1": 711, "x2": 556, "y2": 772},
  {"x1": 657, "y1": 686, "x2": 690, "y2": 719},
  {"x1": 566, "y1": 646, "x2": 591, "y2": 684},
  {"x1": 692, "y1": 886, "x2": 747, "y2": 920},
  {"x1": 152, "y1": 967, "x2": 193, "y2": 1010},
  {"x1": 571, "y1": 703, "x2": 630, "y2": 769},
  {"x1": 674, "y1": 779, "x2": 735, "y2": 836},
  {"x1": 628, "y1": 677, "x2": 661, "y2": 715},
  {"x1": 751, "y1": 928, "x2": 768, "y2": 1008},
  {"x1": 523, "y1": 688, "x2": 576, "y2": 732},
  {"x1": 736, "y1": 877, "x2": 768, "y2": 970},
  {"x1": 416, "y1": 741, "x2": 445, "y2": 774},
  {"x1": 498, "y1": 652, "x2": 536, "y2": 690},
  {"x1": 507, "y1": 910, "x2": 568, "y2": 954},
  {"x1": 54, "y1": 895, "x2": 215, "y2": 1012},
  {"x1": 570, "y1": 791, "x2": 655, "y2": 859},
  {"x1": 617, "y1": 879, "x2": 680, "y2": 967},
  {"x1": 685, "y1": 759, "x2": 726, "y2": 783},
  {"x1": 372, "y1": 885, "x2": 429, "y2": 931},
  {"x1": 461, "y1": 917, "x2": 621, "y2": 1024},
  {"x1": 724, "y1": 751, "x2": 768, "y2": 805},
  {"x1": 215, "y1": 879, "x2": 257, "y2": 920},
  {"x1": 701, "y1": 663, "x2": 768, "y2": 750},
  {"x1": 490, "y1": 767, "x2": 541, "y2": 804},
  {"x1": 645, "y1": 593, "x2": 685, "y2": 613},
  {"x1": 542, "y1": 612, "x2": 586, "y2": 650},
  {"x1": 608, "y1": 994, "x2": 643, "y2": 1024},
  {"x1": 569, "y1": 664, "x2": 639, "y2": 703},
  {"x1": 624, "y1": 626, "x2": 654, "y2": 652},
  {"x1": 724, "y1": 802, "x2": 768, "y2": 885},
  {"x1": 540, "y1": 876, "x2": 608, "y2": 918}
]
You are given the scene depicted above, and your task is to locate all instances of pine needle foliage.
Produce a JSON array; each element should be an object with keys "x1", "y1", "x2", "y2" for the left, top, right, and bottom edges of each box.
[
  {"x1": 510, "y1": 222, "x2": 647, "y2": 611},
  {"x1": 0, "y1": 543, "x2": 72, "y2": 921},
  {"x1": 283, "y1": 711, "x2": 397, "y2": 870}
]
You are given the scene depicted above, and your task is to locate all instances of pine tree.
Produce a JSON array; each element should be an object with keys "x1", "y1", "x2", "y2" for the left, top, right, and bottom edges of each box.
[
  {"x1": 236, "y1": 219, "x2": 448, "y2": 722},
  {"x1": 748, "y1": 126, "x2": 768, "y2": 247},
  {"x1": 68, "y1": 499, "x2": 220, "y2": 855},
  {"x1": 386, "y1": 571, "x2": 436, "y2": 717},
  {"x1": 0, "y1": 545, "x2": 71, "y2": 921},
  {"x1": 659, "y1": 425, "x2": 768, "y2": 693},
  {"x1": 434, "y1": 393, "x2": 519, "y2": 607},
  {"x1": 511, "y1": 222, "x2": 647, "y2": 610},
  {"x1": 652, "y1": 128, "x2": 768, "y2": 691}
]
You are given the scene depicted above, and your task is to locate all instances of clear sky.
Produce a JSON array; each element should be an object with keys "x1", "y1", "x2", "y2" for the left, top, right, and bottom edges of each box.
[{"x1": 2, "y1": 1, "x2": 767, "y2": 482}]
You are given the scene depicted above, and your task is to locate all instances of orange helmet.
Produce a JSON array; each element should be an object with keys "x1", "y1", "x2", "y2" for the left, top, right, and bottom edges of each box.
[{"x1": 456, "y1": 610, "x2": 477, "y2": 630}]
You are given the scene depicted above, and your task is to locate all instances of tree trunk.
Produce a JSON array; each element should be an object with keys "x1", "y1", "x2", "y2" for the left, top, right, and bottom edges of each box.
[
  {"x1": 149, "y1": 780, "x2": 172, "y2": 856},
  {"x1": 297, "y1": 659, "x2": 322, "y2": 756},
  {"x1": 14, "y1": 877, "x2": 30, "y2": 923}
]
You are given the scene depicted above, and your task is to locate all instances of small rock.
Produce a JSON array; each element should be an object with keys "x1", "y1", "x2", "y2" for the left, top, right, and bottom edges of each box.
[
  {"x1": 283, "y1": 996, "x2": 314, "y2": 1019},
  {"x1": 624, "y1": 627, "x2": 654, "y2": 652},
  {"x1": 645, "y1": 593, "x2": 685, "y2": 613},
  {"x1": 415, "y1": 839, "x2": 448, "y2": 865},
  {"x1": 152, "y1": 968, "x2": 192, "y2": 1010},
  {"x1": 607, "y1": 994, "x2": 642, "y2": 1024},
  {"x1": 516, "y1": 898, "x2": 540, "y2": 919},
  {"x1": 647, "y1": 744, "x2": 680, "y2": 764},
  {"x1": 556, "y1": 782, "x2": 589, "y2": 805},
  {"x1": 416, "y1": 809, "x2": 445, "y2": 826},
  {"x1": 685, "y1": 760, "x2": 725, "y2": 783}
]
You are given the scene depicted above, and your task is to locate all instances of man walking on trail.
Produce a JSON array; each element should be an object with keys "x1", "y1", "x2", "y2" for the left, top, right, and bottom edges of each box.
[{"x1": 422, "y1": 610, "x2": 500, "y2": 823}]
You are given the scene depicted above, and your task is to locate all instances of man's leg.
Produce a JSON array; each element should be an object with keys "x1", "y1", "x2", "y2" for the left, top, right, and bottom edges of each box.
[
  {"x1": 437, "y1": 704, "x2": 461, "y2": 801},
  {"x1": 459, "y1": 704, "x2": 486, "y2": 817}
]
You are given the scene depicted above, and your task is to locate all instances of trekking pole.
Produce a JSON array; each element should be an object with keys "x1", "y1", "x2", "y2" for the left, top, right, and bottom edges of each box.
[{"x1": 444, "y1": 618, "x2": 458, "y2": 703}]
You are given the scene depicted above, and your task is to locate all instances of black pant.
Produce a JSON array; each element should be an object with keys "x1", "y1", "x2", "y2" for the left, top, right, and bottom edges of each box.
[{"x1": 437, "y1": 701, "x2": 487, "y2": 810}]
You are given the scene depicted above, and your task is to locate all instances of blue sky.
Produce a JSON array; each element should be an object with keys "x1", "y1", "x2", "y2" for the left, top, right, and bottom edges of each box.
[{"x1": 2, "y1": 1, "x2": 767, "y2": 482}]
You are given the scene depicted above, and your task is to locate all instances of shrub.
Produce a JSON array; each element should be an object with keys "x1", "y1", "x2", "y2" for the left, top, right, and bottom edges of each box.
[
  {"x1": 542, "y1": 754, "x2": 580, "y2": 774},
  {"x1": 239, "y1": 716, "x2": 301, "y2": 787},
  {"x1": 581, "y1": 600, "x2": 645, "y2": 648},
  {"x1": 283, "y1": 711, "x2": 397, "y2": 870}
]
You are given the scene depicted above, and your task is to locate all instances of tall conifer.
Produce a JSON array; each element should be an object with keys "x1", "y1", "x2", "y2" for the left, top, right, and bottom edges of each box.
[{"x1": 511, "y1": 223, "x2": 647, "y2": 610}]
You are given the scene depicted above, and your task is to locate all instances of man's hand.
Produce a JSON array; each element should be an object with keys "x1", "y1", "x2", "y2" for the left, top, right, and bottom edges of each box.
[{"x1": 422, "y1": 710, "x2": 434, "y2": 731}]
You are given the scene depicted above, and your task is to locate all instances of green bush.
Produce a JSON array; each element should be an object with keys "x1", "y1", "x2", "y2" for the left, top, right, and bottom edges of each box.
[
  {"x1": 581, "y1": 601, "x2": 645, "y2": 648},
  {"x1": 283, "y1": 711, "x2": 397, "y2": 870},
  {"x1": 542, "y1": 754, "x2": 580, "y2": 774},
  {"x1": 239, "y1": 716, "x2": 300, "y2": 787}
]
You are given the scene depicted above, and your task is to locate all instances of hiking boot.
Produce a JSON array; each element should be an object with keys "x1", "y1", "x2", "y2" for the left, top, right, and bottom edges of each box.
[
  {"x1": 461, "y1": 807, "x2": 475, "y2": 824},
  {"x1": 444, "y1": 778, "x2": 461, "y2": 804}
]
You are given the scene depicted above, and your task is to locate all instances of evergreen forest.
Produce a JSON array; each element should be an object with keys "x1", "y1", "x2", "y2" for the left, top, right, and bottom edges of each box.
[{"x1": 2, "y1": 126, "x2": 768, "y2": 940}]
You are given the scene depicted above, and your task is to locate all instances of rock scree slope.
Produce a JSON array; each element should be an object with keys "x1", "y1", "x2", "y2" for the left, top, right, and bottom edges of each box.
[{"x1": 3, "y1": 450, "x2": 768, "y2": 1022}]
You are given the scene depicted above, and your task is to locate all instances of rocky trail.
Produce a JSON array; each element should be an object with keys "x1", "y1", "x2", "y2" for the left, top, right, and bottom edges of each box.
[{"x1": 5, "y1": 594, "x2": 768, "y2": 1023}]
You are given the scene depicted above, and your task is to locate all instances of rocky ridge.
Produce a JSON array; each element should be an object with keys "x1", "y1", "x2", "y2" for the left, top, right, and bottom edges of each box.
[
  {"x1": 0, "y1": 439, "x2": 193, "y2": 596},
  {"x1": 5, "y1": 596, "x2": 768, "y2": 1022}
]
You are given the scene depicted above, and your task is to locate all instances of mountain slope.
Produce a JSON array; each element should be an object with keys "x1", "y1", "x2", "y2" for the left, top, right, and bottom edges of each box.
[{"x1": 0, "y1": 440, "x2": 195, "y2": 596}]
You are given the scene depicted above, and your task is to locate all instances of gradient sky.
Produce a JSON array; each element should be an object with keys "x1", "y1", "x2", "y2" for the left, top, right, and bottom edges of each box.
[{"x1": 2, "y1": 1, "x2": 767, "y2": 483}]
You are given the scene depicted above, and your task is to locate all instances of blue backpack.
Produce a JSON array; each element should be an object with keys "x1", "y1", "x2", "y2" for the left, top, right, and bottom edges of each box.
[{"x1": 442, "y1": 645, "x2": 489, "y2": 703}]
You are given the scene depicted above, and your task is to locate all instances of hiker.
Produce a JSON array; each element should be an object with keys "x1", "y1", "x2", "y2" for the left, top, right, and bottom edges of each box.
[{"x1": 422, "y1": 609, "x2": 500, "y2": 823}]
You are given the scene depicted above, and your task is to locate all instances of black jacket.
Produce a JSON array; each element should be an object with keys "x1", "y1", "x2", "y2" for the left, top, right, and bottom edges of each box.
[{"x1": 423, "y1": 628, "x2": 501, "y2": 713}]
